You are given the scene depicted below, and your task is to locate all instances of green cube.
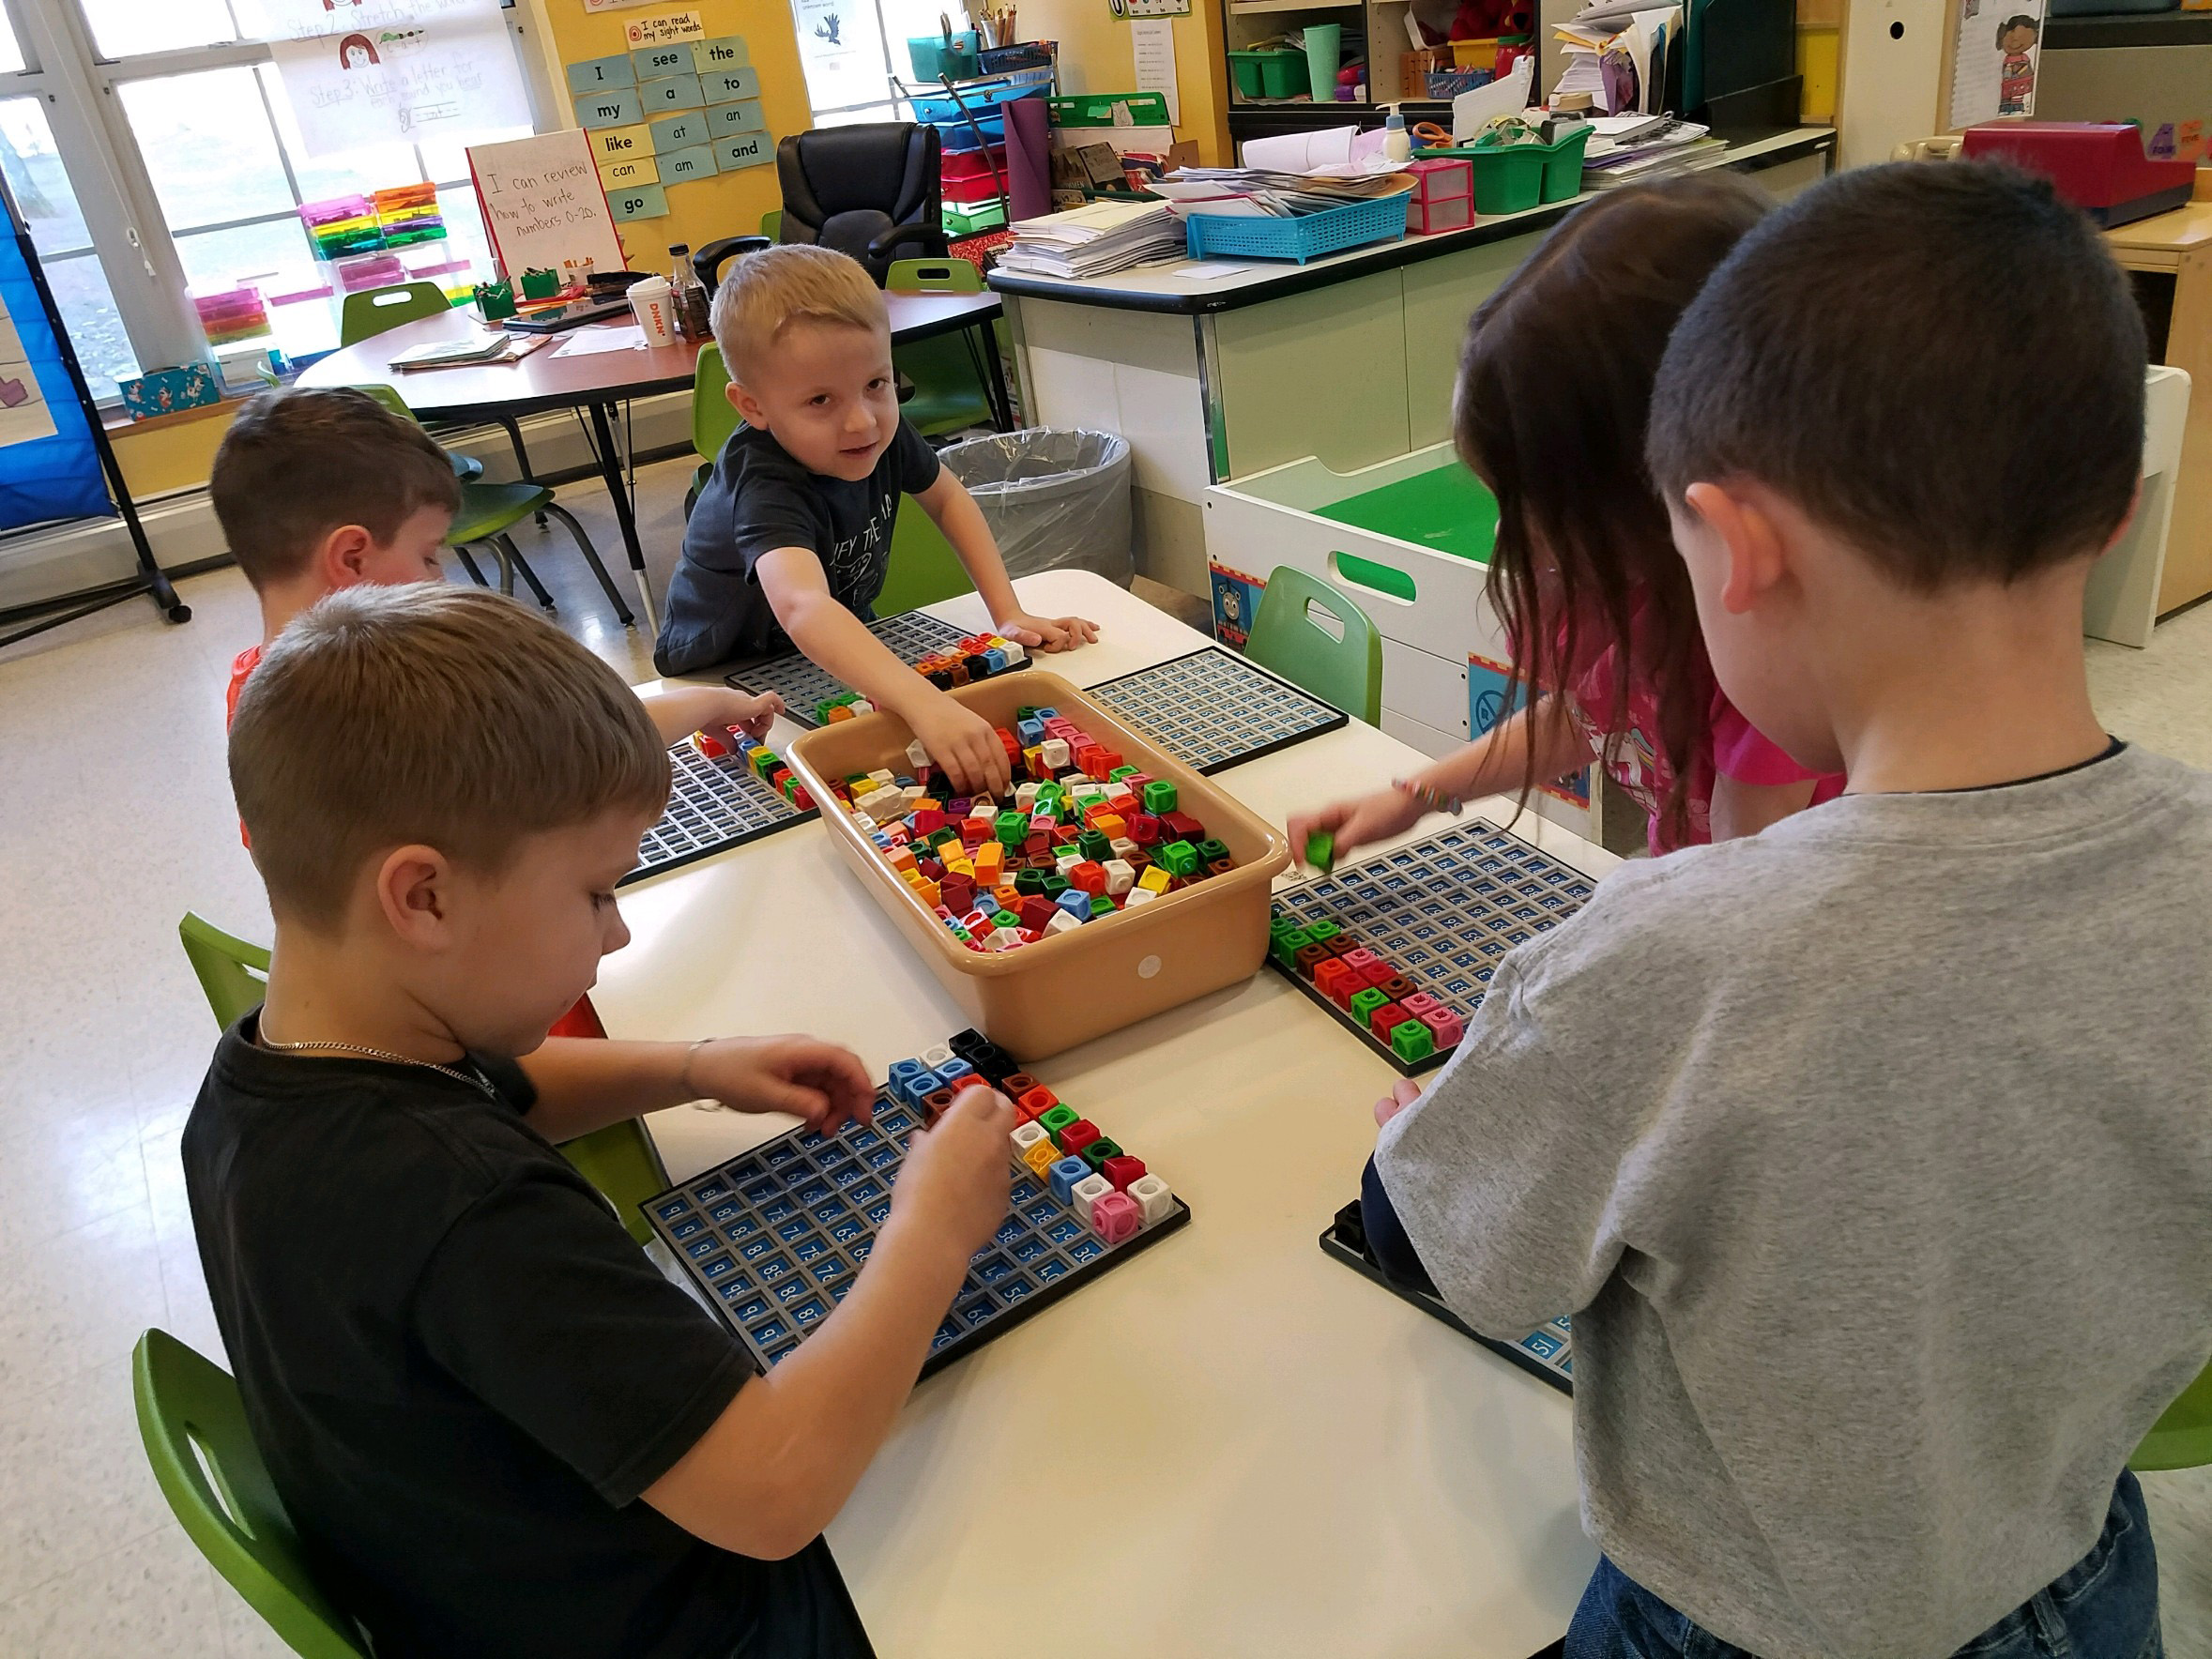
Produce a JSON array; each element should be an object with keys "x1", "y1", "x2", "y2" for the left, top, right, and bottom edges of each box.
[
  {"x1": 1389, "y1": 1019, "x2": 1435, "y2": 1063},
  {"x1": 1038, "y1": 1104, "x2": 1079, "y2": 1138},
  {"x1": 1304, "y1": 830, "x2": 1335, "y2": 875},
  {"x1": 1307, "y1": 919, "x2": 1341, "y2": 944},
  {"x1": 991, "y1": 909, "x2": 1020, "y2": 930},
  {"x1": 1014, "y1": 869, "x2": 1047, "y2": 896},
  {"x1": 1077, "y1": 829, "x2": 1111, "y2": 860},
  {"x1": 1109, "y1": 764, "x2": 1141, "y2": 783},
  {"x1": 1142, "y1": 780, "x2": 1178, "y2": 814},
  {"x1": 1089, "y1": 893, "x2": 1116, "y2": 918},
  {"x1": 1041, "y1": 874, "x2": 1069, "y2": 898},
  {"x1": 1159, "y1": 840, "x2": 1198, "y2": 876},
  {"x1": 1080, "y1": 1136, "x2": 1122, "y2": 1172},
  {"x1": 1196, "y1": 838, "x2": 1229, "y2": 865},
  {"x1": 1272, "y1": 925, "x2": 1312, "y2": 967},
  {"x1": 927, "y1": 826, "x2": 962, "y2": 851},
  {"x1": 1350, "y1": 987, "x2": 1388, "y2": 1026},
  {"x1": 749, "y1": 747, "x2": 780, "y2": 780},
  {"x1": 996, "y1": 810, "x2": 1028, "y2": 847}
]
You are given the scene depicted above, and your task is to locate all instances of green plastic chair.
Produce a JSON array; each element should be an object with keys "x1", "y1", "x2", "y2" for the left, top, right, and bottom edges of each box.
[
  {"x1": 685, "y1": 342, "x2": 743, "y2": 513},
  {"x1": 175, "y1": 912, "x2": 665, "y2": 1246},
  {"x1": 340, "y1": 282, "x2": 537, "y2": 487},
  {"x1": 885, "y1": 257, "x2": 998, "y2": 438},
  {"x1": 133, "y1": 1329, "x2": 372, "y2": 1659},
  {"x1": 762, "y1": 208, "x2": 782, "y2": 240},
  {"x1": 358, "y1": 384, "x2": 635, "y2": 627},
  {"x1": 878, "y1": 498, "x2": 972, "y2": 614},
  {"x1": 2133, "y1": 1362, "x2": 2212, "y2": 1471},
  {"x1": 1244, "y1": 566, "x2": 1383, "y2": 725},
  {"x1": 344, "y1": 379, "x2": 481, "y2": 482}
]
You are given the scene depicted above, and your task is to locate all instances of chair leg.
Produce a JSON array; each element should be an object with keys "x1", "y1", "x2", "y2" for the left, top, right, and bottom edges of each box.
[
  {"x1": 541, "y1": 501, "x2": 636, "y2": 628},
  {"x1": 498, "y1": 416, "x2": 535, "y2": 481},
  {"x1": 496, "y1": 534, "x2": 557, "y2": 612},
  {"x1": 453, "y1": 544, "x2": 490, "y2": 587}
]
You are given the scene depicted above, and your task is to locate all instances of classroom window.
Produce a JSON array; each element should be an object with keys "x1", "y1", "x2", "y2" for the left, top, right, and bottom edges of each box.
[
  {"x1": 0, "y1": 0, "x2": 549, "y2": 409},
  {"x1": 792, "y1": 0, "x2": 959, "y2": 123}
]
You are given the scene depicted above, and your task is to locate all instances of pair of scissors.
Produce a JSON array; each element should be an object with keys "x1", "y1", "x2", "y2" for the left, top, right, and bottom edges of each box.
[{"x1": 1411, "y1": 120, "x2": 1455, "y2": 148}]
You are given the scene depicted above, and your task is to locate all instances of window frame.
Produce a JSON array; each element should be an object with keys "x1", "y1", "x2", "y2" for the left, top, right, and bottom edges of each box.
[{"x1": 0, "y1": 0, "x2": 561, "y2": 403}]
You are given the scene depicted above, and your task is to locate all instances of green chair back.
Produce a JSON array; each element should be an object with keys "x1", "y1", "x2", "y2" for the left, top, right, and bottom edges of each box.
[
  {"x1": 885, "y1": 257, "x2": 997, "y2": 438},
  {"x1": 877, "y1": 495, "x2": 973, "y2": 614},
  {"x1": 1244, "y1": 566, "x2": 1383, "y2": 725},
  {"x1": 180, "y1": 912, "x2": 270, "y2": 1029},
  {"x1": 339, "y1": 282, "x2": 453, "y2": 348},
  {"x1": 762, "y1": 208, "x2": 782, "y2": 240},
  {"x1": 2133, "y1": 1361, "x2": 2212, "y2": 1471},
  {"x1": 132, "y1": 1330, "x2": 372, "y2": 1659},
  {"x1": 693, "y1": 342, "x2": 741, "y2": 464},
  {"x1": 176, "y1": 911, "x2": 664, "y2": 1242}
]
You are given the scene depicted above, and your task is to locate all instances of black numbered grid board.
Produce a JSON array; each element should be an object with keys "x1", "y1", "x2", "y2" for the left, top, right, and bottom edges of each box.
[
  {"x1": 1320, "y1": 1200, "x2": 1573, "y2": 1393},
  {"x1": 724, "y1": 611, "x2": 968, "y2": 727},
  {"x1": 1269, "y1": 818, "x2": 1597, "y2": 1075},
  {"x1": 622, "y1": 740, "x2": 817, "y2": 887},
  {"x1": 644, "y1": 1047, "x2": 1191, "y2": 1376},
  {"x1": 1087, "y1": 647, "x2": 1348, "y2": 774}
]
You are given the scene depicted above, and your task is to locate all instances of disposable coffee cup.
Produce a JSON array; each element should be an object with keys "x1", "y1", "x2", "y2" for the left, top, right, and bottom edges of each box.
[{"x1": 628, "y1": 276, "x2": 677, "y2": 346}]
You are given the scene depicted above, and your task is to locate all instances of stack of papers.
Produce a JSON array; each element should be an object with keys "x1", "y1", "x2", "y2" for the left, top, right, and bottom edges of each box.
[
  {"x1": 1553, "y1": 2, "x2": 1678, "y2": 114},
  {"x1": 387, "y1": 330, "x2": 550, "y2": 372},
  {"x1": 1581, "y1": 115, "x2": 1721, "y2": 184},
  {"x1": 1154, "y1": 165, "x2": 1414, "y2": 219},
  {"x1": 996, "y1": 200, "x2": 1187, "y2": 280}
]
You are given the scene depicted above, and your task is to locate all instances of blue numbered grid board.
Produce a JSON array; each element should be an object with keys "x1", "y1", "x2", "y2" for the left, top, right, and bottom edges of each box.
[
  {"x1": 622, "y1": 738, "x2": 817, "y2": 887},
  {"x1": 644, "y1": 1034, "x2": 1192, "y2": 1376},
  {"x1": 1269, "y1": 818, "x2": 1598, "y2": 1076},
  {"x1": 1087, "y1": 647, "x2": 1348, "y2": 774},
  {"x1": 723, "y1": 611, "x2": 968, "y2": 727},
  {"x1": 1320, "y1": 1199, "x2": 1573, "y2": 1393}
]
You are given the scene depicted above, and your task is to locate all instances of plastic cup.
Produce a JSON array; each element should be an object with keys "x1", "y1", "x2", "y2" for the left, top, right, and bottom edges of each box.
[
  {"x1": 627, "y1": 276, "x2": 678, "y2": 346},
  {"x1": 1303, "y1": 23, "x2": 1342, "y2": 108}
]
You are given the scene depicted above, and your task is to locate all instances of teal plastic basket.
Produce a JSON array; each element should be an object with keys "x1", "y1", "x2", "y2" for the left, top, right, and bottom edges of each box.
[{"x1": 1182, "y1": 193, "x2": 1411, "y2": 265}]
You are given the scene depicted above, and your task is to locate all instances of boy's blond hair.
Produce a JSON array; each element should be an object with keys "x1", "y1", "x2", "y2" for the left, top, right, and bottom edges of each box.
[
  {"x1": 211, "y1": 388, "x2": 459, "y2": 592},
  {"x1": 230, "y1": 585, "x2": 669, "y2": 929},
  {"x1": 709, "y1": 244, "x2": 886, "y2": 384}
]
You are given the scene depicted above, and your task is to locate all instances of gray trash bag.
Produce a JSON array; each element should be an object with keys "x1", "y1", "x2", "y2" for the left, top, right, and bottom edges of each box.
[{"x1": 937, "y1": 427, "x2": 1135, "y2": 587}]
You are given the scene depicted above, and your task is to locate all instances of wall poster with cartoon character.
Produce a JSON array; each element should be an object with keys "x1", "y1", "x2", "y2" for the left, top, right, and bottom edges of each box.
[
  {"x1": 1948, "y1": 0, "x2": 2044, "y2": 128},
  {"x1": 270, "y1": 9, "x2": 529, "y2": 157}
]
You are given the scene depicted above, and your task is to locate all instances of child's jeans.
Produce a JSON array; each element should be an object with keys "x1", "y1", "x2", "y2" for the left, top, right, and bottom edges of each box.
[{"x1": 1566, "y1": 1471, "x2": 2162, "y2": 1659}]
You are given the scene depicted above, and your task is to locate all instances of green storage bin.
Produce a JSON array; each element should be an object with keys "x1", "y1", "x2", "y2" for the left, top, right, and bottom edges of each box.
[
  {"x1": 1536, "y1": 124, "x2": 1592, "y2": 203},
  {"x1": 1228, "y1": 48, "x2": 1306, "y2": 99},
  {"x1": 1416, "y1": 124, "x2": 1592, "y2": 216}
]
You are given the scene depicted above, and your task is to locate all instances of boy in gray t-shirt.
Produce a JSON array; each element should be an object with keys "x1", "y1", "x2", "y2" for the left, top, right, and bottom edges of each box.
[{"x1": 1369, "y1": 162, "x2": 2212, "y2": 1659}]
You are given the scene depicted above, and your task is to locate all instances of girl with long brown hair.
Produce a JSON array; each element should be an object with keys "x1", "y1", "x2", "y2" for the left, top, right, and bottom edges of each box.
[{"x1": 1289, "y1": 174, "x2": 1840, "y2": 861}]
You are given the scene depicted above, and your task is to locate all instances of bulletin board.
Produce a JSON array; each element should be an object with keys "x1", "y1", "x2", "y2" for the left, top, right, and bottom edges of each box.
[{"x1": 563, "y1": 17, "x2": 774, "y2": 227}]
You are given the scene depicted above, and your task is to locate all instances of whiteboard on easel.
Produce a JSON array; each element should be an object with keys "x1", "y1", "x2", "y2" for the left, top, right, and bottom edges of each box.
[{"x1": 467, "y1": 129, "x2": 629, "y2": 282}]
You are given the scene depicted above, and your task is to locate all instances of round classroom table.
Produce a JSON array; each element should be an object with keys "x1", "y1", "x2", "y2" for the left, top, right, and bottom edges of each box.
[
  {"x1": 295, "y1": 290, "x2": 1012, "y2": 630},
  {"x1": 600, "y1": 570, "x2": 1619, "y2": 1658}
]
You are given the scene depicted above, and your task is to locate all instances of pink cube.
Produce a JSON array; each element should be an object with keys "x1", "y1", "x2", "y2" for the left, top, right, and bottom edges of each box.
[
  {"x1": 1421, "y1": 1007, "x2": 1466, "y2": 1048},
  {"x1": 1090, "y1": 1190, "x2": 1141, "y2": 1243},
  {"x1": 1403, "y1": 991, "x2": 1442, "y2": 1018}
]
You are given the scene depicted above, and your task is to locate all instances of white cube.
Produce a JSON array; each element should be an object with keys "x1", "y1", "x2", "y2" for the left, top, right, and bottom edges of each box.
[
  {"x1": 1110, "y1": 837, "x2": 1138, "y2": 862},
  {"x1": 921, "y1": 1043, "x2": 953, "y2": 1069},
  {"x1": 1102, "y1": 859, "x2": 1135, "y2": 895},
  {"x1": 1071, "y1": 1172, "x2": 1113, "y2": 1224},
  {"x1": 1014, "y1": 782, "x2": 1040, "y2": 811},
  {"x1": 999, "y1": 639, "x2": 1028, "y2": 665},
  {"x1": 1127, "y1": 1173, "x2": 1174, "y2": 1226},
  {"x1": 1044, "y1": 910, "x2": 1083, "y2": 936},
  {"x1": 905, "y1": 738, "x2": 930, "y2": 770},
  {"x1": 1125, "y1": 886, "x2": 1157, "y2": 908},
  {"x1": 986, "y1": 925, "x2": 1026, "y2": 951},
  {"x1": 1040, "y1": 738, "x2": 1071, "y2": 769},
  {"x1": 1013, "y1": 1120, "x2": 1048, "y2": 1154}
]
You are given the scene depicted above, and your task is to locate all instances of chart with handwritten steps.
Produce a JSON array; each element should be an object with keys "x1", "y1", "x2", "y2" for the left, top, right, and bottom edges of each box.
[{"x1": 567, "y1": 28, "x2": 770, "y2": 223}]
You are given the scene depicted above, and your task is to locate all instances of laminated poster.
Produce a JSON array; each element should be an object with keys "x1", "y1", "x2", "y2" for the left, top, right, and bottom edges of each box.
[
  {"x1": 273, "y1": 14, "x2": 531, "y2": 157},
  {"x1": 0, "y1": 292, "x2": 54, "y2": 449},
  {"x1": 1948, "y1": 0, "x2": 2044, "y2": 129}
]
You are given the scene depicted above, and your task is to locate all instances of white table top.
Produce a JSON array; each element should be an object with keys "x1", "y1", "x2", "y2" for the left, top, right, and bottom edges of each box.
[{"x1": 600, "y1": 570, "x2": 1619, "y2": 1657}]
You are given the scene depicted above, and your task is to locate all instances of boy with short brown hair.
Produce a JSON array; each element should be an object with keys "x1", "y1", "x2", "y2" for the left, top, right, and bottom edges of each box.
[
  {"x1": 193, "y1": 582, "x2": 1016, "y2": 1657},
  {"x1": 655, "y1": 244, "x2": 1096, "y2": 796}
]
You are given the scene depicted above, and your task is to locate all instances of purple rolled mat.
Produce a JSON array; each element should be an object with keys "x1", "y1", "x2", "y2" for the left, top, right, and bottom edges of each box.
[{"x1": 1006, "y1": 93, "x2": 1051, "y2": 222}]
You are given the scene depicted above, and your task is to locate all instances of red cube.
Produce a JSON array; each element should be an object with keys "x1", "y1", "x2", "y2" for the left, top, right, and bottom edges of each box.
[
  {"x1": 1069, "y1": 860, "x2": 1107, "y2": 895},
  {"x1": 1056, "y1": 1118, "x2": 1101, "y2": 1159},
  {"x1": 1100, "y1": 1153, "x2": 1147, "y2": 1191},
  {"x1": 1368, "y1": 999, "x2": 1408, "y2": 1038}
]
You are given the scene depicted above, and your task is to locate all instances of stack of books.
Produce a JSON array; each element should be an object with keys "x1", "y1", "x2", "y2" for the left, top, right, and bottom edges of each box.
[
  {"x1": 995, "y1": 199, "x2": 1186, "y2": 279},
  {"x1": 1152, "y1": 166, "x2": 1415, "y2": 219},
  {"x1": 387, "y1": 331, "x2": 551, "y2": 373},
  {"x1": 1581, "y1": 114, "x2": 1722, "y2": 185}
]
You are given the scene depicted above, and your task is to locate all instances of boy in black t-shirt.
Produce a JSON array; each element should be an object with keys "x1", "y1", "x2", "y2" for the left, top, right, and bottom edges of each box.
[
  {"x1": 190, "y1": 583, "x2": 1018, "y2": 1659},
  {"x1": 654, "y1": 243, "x2": 1096, "y2": 796}
]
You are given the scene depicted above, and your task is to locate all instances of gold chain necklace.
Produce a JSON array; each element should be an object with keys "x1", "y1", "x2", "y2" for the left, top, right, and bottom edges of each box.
[{"x1": 257, "y1": 1032, "x2": 495, "y2": 1100}]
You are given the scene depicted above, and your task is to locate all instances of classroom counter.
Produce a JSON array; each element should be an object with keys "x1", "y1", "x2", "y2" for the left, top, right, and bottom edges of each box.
[{"x1": 989, "y1": 128, "x2": 1837, "y2": 594}]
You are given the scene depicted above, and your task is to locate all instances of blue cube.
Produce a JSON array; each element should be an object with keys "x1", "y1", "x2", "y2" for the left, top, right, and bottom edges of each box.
[
  {"x1": 1054, "y1": 890, "x2": 1091, "y2": 922},
  {"x1": 983, "y1": 647, "x2": 1008, "y2": 673},
  {"x1": 1017, "y1": 717, "x2": 1044, "y2": 745},
  {"x1": 1048, "y1": 1155, "x2": 1090, "y2": 1204}
]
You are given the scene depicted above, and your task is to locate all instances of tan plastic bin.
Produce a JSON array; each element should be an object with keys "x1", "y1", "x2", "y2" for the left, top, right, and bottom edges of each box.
[{"x1": 787, "y1": 669, "x2": 1290, "y2": 1060}]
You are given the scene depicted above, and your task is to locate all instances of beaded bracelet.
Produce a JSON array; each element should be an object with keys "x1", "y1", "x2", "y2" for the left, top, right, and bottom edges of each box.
[{"x1": 1393, "y1": 777, "x2": 1465, "y2": 816}]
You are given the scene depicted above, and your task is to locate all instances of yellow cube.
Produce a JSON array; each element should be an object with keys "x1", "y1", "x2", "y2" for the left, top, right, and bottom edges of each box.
[
  {"x1": 1022, "y1": 1138, "x2": 1062, "y2": 1181},
  {"x1": 1138, "y1": 865, "x2": 1171, "y2": 894}
]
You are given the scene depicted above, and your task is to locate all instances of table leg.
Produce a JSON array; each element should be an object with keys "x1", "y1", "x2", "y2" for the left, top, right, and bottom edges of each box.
[
  {"x1": 587, "y1": 398, "x2": 658, "y2": 634},
  {"x1": 976, "y1": 321, "x2": 1015, "y2": 432}
]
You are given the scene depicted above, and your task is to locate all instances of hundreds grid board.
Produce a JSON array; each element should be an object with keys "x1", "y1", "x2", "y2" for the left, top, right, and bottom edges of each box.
[
  {"x1": 1086, "y1": 647, "x2": 1348, "y2": 774},
  {"x1": 1320, "y1": 1200, "x2": 1573, "y2": 1393},
  {"x1": 621, "y1": 740, "x2": 817, "y2": 886},
  {"x1": 645, "y1": 1097, "x2": 1191, "y2": 1377},
  {"x1": 723, "y1": 612, "x2": 969, "y2": 727},
  {"x1": 1268, "y1": 818, "x2": 1597, "y2": 1075}
]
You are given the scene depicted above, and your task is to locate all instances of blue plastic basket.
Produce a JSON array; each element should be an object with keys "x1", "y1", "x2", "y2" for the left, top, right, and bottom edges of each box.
[
  {"x1": 1182, "y1": 192, "x2": 1411, "y2": 265},
  {"x1": 910, "y1": 82, "x2": 1046, "y2": 124}
]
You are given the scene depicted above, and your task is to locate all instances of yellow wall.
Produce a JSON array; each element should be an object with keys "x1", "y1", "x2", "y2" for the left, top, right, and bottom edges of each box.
[
  {"x1": 527, "y1": 0, "x2": 813, "y2": 260},
  {"x1": 1015, "y1": 2, "x2": 1230, "y2": 163}
]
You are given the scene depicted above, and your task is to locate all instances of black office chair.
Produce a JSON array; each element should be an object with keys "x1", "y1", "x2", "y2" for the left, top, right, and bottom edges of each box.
[
  {"x1": 771, "y1": 123, "x2": 948, "y2": 286},
  {"x1": 692, "y1": 236, "x2": 771, "y2": 295}
]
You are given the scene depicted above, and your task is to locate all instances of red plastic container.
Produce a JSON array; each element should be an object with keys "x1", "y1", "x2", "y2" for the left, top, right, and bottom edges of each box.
[
  {"x1": 1407, "y1": 157, "x2": 1473, "y2": 235},
  {"x1": 1960, "y1": 121, "x2": 2196, "y2": 228}
]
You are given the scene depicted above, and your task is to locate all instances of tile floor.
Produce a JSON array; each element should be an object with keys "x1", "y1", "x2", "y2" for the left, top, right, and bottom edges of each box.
[{"x1": 0, "y1": 454, "x2": 2207, "y2": 1654}]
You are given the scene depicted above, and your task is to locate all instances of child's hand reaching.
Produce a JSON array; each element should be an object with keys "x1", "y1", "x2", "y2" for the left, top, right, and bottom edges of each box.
[
  {"x1": 995, "y1": 612, "x2": 1099, "y2": 654},
  {"x1": 711, "y1": 687, "x2": 785, "y2": 742},
  {"x1": 909, "y1": 694, "x2": 1012, "y2": 797},
  {"x1": 890, "y1": 1085, "x2": 1015, "y2": 1257},
  {"x1": 686, "y1": 1036, "x2": 876, "y2": 1133},
  {"x1": 1288, "y1": 786, "x2": 1427, "y2": 870},
  {"x1": 1375, "y1": 1078, "x2": 1423, "y2": 1128}
]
